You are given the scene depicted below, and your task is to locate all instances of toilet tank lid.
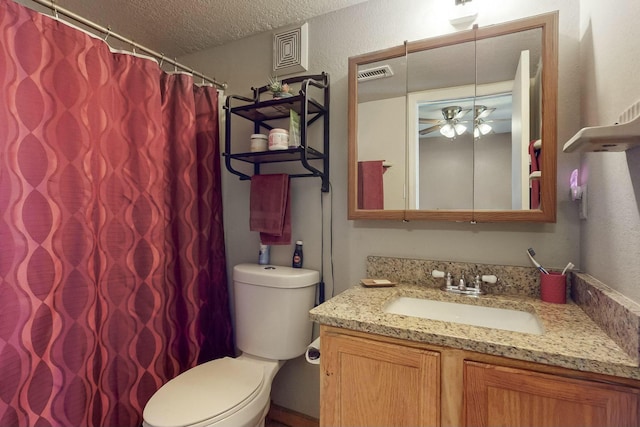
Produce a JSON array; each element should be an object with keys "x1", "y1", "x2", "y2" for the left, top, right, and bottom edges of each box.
[{"x1": 233, "y1": 263, "x2": 319, "y2": 288}]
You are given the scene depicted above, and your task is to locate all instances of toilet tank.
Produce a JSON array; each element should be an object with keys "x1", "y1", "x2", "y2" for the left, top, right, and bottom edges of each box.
[{"x1": 233, "y1": 263, "x2": 319, "y2": 360}]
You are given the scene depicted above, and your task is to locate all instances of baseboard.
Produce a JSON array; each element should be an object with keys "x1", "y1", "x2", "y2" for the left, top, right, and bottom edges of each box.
[{"x1": 266, "y1": 402, "x2": 319, "y2": 427}]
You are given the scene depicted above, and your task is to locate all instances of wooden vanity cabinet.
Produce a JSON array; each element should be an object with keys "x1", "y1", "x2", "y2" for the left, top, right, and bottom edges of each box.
[
  {"x1": 320, "y1": 330, "x2": 440, "y2": 427},
  {"x1": 320, "y1": 325, "x2": 640, "y2": 427},
  {"x1": 465, "y1": 361, "x2": 640, "y2": 427}
]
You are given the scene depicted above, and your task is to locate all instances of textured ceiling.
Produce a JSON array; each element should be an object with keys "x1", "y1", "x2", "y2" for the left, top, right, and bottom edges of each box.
[{"x1": 51, "y1": 0, "x2": 369, "y2": 57}]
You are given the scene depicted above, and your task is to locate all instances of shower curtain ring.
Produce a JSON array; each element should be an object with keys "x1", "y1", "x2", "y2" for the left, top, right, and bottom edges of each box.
[
  {"x1": 159, "y1": 54, "x2": 165, "y2": 67},
  {"x1": 174, "y1": 59, "x2": 178, "y2": 72},
  {"x1": 104, "y1": 26, "x2": 111, "y2": 41},
  {"x1": 51, "y1": 0, "x2": 59, "y2": 19}
]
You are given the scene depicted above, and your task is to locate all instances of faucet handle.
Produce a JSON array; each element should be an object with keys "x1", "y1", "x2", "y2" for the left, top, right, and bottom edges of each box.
[
  {"x1": 431, "y1": 269, "x2": 445, "y2": 278},
  {"x1": 433, "y1": 270, "x2": 454, "y2": 287},
  {"x1": 481, "y1": 275, "x2": 498, "y2": 284}
]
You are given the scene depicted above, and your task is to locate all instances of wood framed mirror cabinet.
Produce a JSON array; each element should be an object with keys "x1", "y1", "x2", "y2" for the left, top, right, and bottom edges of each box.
[{"x1": 347, "y1": 12, "x2": 558, "y2": 222}]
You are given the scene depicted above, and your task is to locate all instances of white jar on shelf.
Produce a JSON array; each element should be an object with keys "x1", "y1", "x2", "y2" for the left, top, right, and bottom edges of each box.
[
  {"x1": 250, "y1": 134, "x2": 268, "y2": 152},
  {"x1": 268, "y1": 128, "x2": 289, "y2": 150}
]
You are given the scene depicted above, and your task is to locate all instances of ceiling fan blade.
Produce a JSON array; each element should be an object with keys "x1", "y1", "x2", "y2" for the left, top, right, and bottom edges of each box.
[
  {"x1": 476, "y1": 107, "x2": 496, "y2": 119},
  {"x1": 419, "y1": 118, "x2": 443, "y2": 124},
  {"x1": 419, "y1": 124, "x2": 441, "y2": 135},
  {"x1": 482, "y1": 118, "x2": 510, "y2": 124}
]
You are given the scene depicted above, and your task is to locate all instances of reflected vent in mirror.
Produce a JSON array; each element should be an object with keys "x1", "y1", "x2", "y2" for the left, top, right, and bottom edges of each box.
[{"x1": 357, "y1": 65, "x2": 394, "y2": 82}]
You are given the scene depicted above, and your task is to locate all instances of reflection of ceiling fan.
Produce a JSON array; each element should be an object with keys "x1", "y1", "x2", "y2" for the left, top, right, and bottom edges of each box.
[
  {"x1": 473, "y1": 105, "x2": 496, "y2": 138},
  {"x1": 419, "y1": 106, "x2": 470, "y2": 138},
  {"x1": 419, "y1": 105, "x2": 499, "y2": 139}
]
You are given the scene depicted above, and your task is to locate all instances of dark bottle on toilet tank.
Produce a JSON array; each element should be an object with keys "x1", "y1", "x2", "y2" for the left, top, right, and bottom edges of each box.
[{"x1": 292, "y1": 241, "x2": 303, "y2": 268}]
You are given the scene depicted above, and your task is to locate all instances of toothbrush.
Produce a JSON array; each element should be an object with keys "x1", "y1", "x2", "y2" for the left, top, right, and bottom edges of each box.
[
  {"x1": 527, "y1": 248, "x2": 549, "y2": 274},
  {"x1": 561, "y1": 262, "x2": 575, "y2": 276}
]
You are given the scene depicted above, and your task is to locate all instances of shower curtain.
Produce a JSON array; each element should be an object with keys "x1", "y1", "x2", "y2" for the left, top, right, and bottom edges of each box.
[{"x1": 0, "y1": 2, "x2": 234, "y2": 426}]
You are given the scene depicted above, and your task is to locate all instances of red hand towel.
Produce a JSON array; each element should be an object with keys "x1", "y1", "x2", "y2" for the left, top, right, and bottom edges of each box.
[
  {"x1": 529, "y1": 140, "x2": 540, "y2": 209},
  {"x1": 260, "y1": 192, "x2": 291, "y2": 245},
  {"x1": 250, "y1": 174, "x2": 291, "y2": 245},
  {"x1": 358, "y1": 160, "x2": 384, "y2": 209}
]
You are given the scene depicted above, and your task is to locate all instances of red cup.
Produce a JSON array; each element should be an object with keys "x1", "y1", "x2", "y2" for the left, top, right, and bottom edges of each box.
[{"x1": 540, "y1": 272, "x2": 566, "y2": 304}]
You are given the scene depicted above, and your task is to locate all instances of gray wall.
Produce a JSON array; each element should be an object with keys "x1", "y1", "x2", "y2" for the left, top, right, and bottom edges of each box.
[
  {"x1": 180, "y1": 0, "x2": 584, "y2": 417},
  {"x1": 182, "y1": 0, "x2": 582, "y2": 293},
  {"x1": 578, "y1": 0, "x2": 640, "y2": 303}
]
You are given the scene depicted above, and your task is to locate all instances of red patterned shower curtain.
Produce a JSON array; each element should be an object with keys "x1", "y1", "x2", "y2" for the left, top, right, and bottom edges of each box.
[{"x1": 0, "y1": 1, "x2": 234, "y2": 426}]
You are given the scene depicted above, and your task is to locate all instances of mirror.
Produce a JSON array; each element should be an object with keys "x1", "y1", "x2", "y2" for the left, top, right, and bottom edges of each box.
[
  {"x1": 406, "y1": 40, "x2": 477, "y2": 211},
  {"x1": 348, "y1": 12, "x2": 558, "y2": 222}
]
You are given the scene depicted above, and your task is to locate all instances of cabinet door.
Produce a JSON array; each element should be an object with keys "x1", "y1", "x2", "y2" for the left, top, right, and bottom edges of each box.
[
  {"x1": 321, "y1": 332, "x2": 440, "y2": 427},
  {"x1": 464, "y1": 361, "x2": 640, "y2": 427}
]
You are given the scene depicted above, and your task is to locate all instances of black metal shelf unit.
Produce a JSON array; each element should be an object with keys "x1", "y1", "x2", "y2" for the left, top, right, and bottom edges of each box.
[{"x1": 223, "y1": 73, "x2": 330, "y2": 192}]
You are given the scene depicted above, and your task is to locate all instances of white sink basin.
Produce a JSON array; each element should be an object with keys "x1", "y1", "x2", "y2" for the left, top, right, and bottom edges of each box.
[{"x1": 383, "y1": 296, "x2": 544, "y2": 335}]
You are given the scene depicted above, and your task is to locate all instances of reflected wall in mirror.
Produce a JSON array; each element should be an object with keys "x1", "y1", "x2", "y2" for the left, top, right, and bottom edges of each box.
[
  {"x1": 348, "y1": 12, "x2": 558, "y2": 222},
  {"x1": 405, "y1": 38, "x2": 476, "y2": 210},
  {"x1": 356, "y1": 52, "x2": 407, "y2": 211}
]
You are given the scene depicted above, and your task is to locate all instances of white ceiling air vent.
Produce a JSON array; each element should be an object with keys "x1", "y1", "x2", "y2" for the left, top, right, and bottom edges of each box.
[
  {"x1": 357, "y1": 65, "x2": 394, "y2": 82},
  {"x1": 273, "y1": 23, "x2": 308, "y2": 75}
]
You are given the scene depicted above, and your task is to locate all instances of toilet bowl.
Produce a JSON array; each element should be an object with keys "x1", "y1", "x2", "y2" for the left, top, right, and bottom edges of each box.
[
  {"x1": 143, "y1": 354, "x2": 283, "y2": 427},
  {"x1": 142, "y1": 264, "x2": 319, "y2": 427}
]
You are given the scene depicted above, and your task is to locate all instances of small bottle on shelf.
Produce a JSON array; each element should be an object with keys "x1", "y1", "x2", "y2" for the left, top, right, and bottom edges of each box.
[{"x1": 292, "y1": 241, "x2": 303, "y2": 268}]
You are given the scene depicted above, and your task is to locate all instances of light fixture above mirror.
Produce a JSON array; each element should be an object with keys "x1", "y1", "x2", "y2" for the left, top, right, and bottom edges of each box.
[{"x1": 450, "y1": 0, "x2": 478, "y2": 27}]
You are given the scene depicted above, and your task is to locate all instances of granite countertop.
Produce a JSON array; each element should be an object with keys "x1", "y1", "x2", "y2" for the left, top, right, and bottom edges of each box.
[{"x1": 309, "y1": 283, "x2": 640, "y2": 380}]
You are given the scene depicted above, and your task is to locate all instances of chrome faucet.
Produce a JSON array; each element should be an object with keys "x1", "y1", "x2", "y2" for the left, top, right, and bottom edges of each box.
[{"x1": 432, "y1": 270, "x2": 497, "y2": 296}]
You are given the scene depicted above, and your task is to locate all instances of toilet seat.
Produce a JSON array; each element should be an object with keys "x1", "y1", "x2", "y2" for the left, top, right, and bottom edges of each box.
[{"x1": 143, "y1": 357, "x2": 264, "y2": 427}]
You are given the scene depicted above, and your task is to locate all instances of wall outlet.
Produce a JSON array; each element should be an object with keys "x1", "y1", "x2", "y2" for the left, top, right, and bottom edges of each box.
[{"x1": 579, "y1": 184, "x2": 588, "y2": 220}]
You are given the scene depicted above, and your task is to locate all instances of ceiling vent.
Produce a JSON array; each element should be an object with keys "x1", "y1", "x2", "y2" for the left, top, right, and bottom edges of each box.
[
  {"x1": 273, "y1": 23, "x2": 308, "y2": 75},
  {"x1": 357, "y1": 65, "x2": 394, "y2": 82}
]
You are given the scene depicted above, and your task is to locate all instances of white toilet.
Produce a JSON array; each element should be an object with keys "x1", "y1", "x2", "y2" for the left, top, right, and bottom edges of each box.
[{"x1": 143, "y1": 263, "x2": 319, "y2": 427}]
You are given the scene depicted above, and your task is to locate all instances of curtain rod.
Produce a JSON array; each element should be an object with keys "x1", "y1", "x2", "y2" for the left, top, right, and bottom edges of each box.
[{"x1": 28, "y1": 0, "x2": 227, "y2": 90}]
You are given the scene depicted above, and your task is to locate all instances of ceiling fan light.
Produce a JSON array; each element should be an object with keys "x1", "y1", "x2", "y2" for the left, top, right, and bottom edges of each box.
[
  {"x1": 474, "y1": 123, "x2": 492, "y2": 139},
  {"x1": 454, "y1": 123, "x2": 467, "y2": 135},
  {"x1": 440, "y1": 124, "x2": 455, "y2": 138},
  {"x1": 478, "y1": 123, "x2": 492, "y2": 135}
]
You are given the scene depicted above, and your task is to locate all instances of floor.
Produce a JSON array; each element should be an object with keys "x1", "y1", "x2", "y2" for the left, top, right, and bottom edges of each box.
[{"x1": 265, "y1": 403, "x2": 319, "y2": 427}]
